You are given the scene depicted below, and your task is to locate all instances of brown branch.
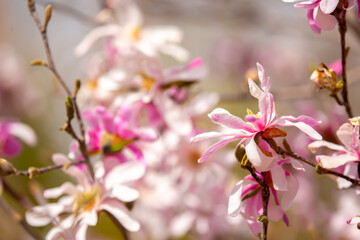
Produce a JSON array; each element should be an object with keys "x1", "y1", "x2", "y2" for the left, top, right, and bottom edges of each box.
[
  {"x1": 263, "y1": 138, "x2": 360, "y2": 186},
  {"x1": 335, "y1": 7, "x2": 354, "y2": 118},
  {"x1": 26, "y1": 0, "x2": 94, "y2": 180},
  {"x1": 1, "y1": 177, "x2": 33, "y2": 209},
  {"x1": 0, "y1": 197, "x2": 43, "y2": 240}
]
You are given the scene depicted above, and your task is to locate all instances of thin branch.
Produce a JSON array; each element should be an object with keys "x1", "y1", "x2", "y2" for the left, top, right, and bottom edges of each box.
[
  {"x1": 264, "y1": 138, "x2": 360, "y2": 186},
  {"x1": 1, "y1": 177, "x2": 33, "y2": 209},
  {"x1": 0, "y1": 198, "x2": 43, "y2": 240},
  {"x1": 335, "y1": 7, "x2": 354, "y2": 118},
  {"x1": 26, "y1": 0, "x2": 95, "y2": 179}
]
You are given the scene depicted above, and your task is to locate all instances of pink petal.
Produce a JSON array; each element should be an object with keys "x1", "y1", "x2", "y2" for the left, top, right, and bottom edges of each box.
[
  {"x1": 295, "y1": 0, "x2": 321, "y2": 9},
  {"x1": 281, "y1": 173, "x2": 299, "y2": 210},
  {"x1": 337, "y1": 162, "x2": 358, "y2": 189},
  {"x1": 268, "y1": 204, "x2": 283, "y2": 222},
  {"x1": 197, "y1": 135, "x2": 245, "y2": 163},
  {"x1": 2, "y1": 137, "x2": 21, "y2": 157},
  {"x1": 273, "y1": 117, "x2": 322, "y2": 140},
  {"x1": 208, "y1": 108, "x2": 255, "y2": 132},
  {"x1": 329, "y1": 59, "x2": 342, "y2": 75},
  {"x1": 336, "y1": 123, "x2": 354, "y2": 149},
  {"x1": 190, "y1": 131, "x2": 239, "y2": 143},
  {"x1": 248, "y1": 79, "x2": 263, "y2": 99},
  {"x1": 307, "y1": 9, "x2": 322, "y2": 33},
  {"x1": 314, "y1": 6, "x2": 337, "y2": 31},
  {"x1": 170, "y1": 211, "x2": 196, "y2": 236}
]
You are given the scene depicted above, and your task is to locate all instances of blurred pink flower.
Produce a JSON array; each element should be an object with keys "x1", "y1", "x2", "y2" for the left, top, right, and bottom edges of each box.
[
  {"x1": 26, "y1": 154, "x2": 145, "y2": 240},
  {"x1": 71, "y1": 105, "x2": 157, "y2": 168},
  {"x1": 192, "y1": 63, "x2": 322, "y2": 172},
  {"x1": 228, "y1": 166, "x2": 299, "y2": 235},
  {"x1": 0, "y1": 120, "x2": 36, "y2": 158},
  {"x1": 284, "y1": 0, "x2": 360, "y2": 33}
]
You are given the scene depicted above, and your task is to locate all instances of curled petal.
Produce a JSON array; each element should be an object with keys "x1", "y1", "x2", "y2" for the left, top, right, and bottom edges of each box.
[
  {"x1": 245, "y1": 137, "x2": 276, "y2": 172},
  {"x1": 272, "y1": 118, "x2": 322, "y2": 140},
  {"x1": 319, "y1": 0, "x2": 339, "y2": 14},
  {"x1": 209, "y1": 108, "x2": 254, "y2": 131},
  {"x1": 8, "y1": 122, "x2": 37, "y2": 146}
]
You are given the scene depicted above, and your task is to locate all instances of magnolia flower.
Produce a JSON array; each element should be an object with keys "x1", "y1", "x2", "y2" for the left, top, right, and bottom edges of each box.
[
  {"x1": 283, "y1": 0, "x2": 360, "y2": 33},
  {"x1": 75, "y1": 2, "x2": 188, "y2": 62},
  {"x1": 0, "y1": 120, "x2": 36, "y2": 158},
  {"x1": 309, "y1": 121, "x2": 360, "y2": 169},
  {"x1": 70, "y1": 105, "x2": 157, "y2": 168},
  {"x1": 228, "y1": 166, "x2": 299, "y2": 235},
  {"x1": 191, "y1": 63, "x2": 322, "y2": 172},
  {"x1": 26, "y1": 154, "x2": 145, "y2": 240}
]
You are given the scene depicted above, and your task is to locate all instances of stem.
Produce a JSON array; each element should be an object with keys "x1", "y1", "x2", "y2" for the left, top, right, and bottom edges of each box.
[
  {"x1": 261, "y1": 184, "x2": 270, "y2": 240},
  {"x1": 0, "y1": 198, "x2": 43, "y2": 240},
  {"x1": 335, "y1": 7, "x2": 353, "y2": 118},
  {"x1": 265, "y1": 138, "x2": 360, "y2": 186},
  {"x1": 14, "y1": 160, "x2": 87, "y2": 177},
  {"x1": 26, "y1": 0, "x2": 95, "y2": 180},
  {"x1": 1, "y1": 177, "x2": 33, "y2": 209},
  {"x1": 243, "y1": 165, "x2": 269, "y2": 240}
]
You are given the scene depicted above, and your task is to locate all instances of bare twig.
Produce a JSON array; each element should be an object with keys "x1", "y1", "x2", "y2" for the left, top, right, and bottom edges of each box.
[
  {"x1": 263, "y1": 138, "x2": 360, "y2": 186},
  {"x1": 1, "y1": 177, "x2": 33, "y2": 209},
  {"x1": 26, "y1": 0, "x2": 94, "y2": 179},
  {"x1": 0, "y1": 198, "x2": 43, "y2": 240},
  {"x1": 334, "y1": 6, "x2": 354, "y2": 118}
]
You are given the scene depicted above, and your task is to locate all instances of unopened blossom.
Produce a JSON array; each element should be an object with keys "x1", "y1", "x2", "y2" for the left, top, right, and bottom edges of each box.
[
  {"x1": 228, "y1": 166, "x2": 299, "y2": 235},
  {"x1": 0, "y1": 120, "x2": 36, "y2": 158},
  {"x1": 192, "y1": 63, "x2": 322, "y2": 172},
  {"x1": 75, "y1": 2, "x2": 188, "y2": 62},
  {"x1": 26, "y1": 154, "x2": 145, "y2": 240},
  {"x1": 283, "y1": 0, "x2": 360, "y2": 33},
  {"x1": 70, "y1": 105, "x2": 157, "y2": 169}
]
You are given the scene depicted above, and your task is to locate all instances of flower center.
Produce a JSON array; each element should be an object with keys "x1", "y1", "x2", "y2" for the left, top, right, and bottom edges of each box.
[
  {"x1": 99, "y1": 132, "x2": 135, "y2": 154},
  {"x1": 245, "y1": 108, "x2": 261, "y2": 122},
  {"x1": 131, "y1": 26, "x2": 141, "y2": 40},
  {"x1": 139, "y1": 73, "x2": 156, "y2": 91},
  {"x1": 73, "y1": 185, "x2": 101, "y2": 213}
]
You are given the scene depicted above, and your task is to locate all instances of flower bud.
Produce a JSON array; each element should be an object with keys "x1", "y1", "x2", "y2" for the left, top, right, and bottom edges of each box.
[
  {"x1": 28, "y1": 167, "x2": 40, "y2": 179},
  {"x1": 0, "y1": 159, "x2": 16, "y2": 176},
  {"x1": 310, "y1": 63, "x2": 337, "y2": 91}
]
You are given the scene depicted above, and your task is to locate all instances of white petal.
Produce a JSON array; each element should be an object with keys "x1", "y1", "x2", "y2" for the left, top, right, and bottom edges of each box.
[
  {"x1": 43, "y1": 182, "x2": 76, "y2": 199},
  {"x1": 170, "y1": 211, "x2": 195, "y2": 236},
  {"x1": 319, "y1": 0, "x2": 339, "y2": 14},
  {"x1": 111, "y1": 185, "x2": 140, "y2": 202},
  {"x1": 245, "y1": 138, "x2": 275, "y2": 172},
  {"x1": 248, "y1": 79, "x2": 263, "y2": 99},
  {"x1": 308, "y1": 140, "x2": 346, "y2": 153},
  {"x1": 26, "y1": 204, "x2": 64, "y2": 227},
  {"x1": 228, "y1": 180, "x2": 244, "y2": 217},
  {"x1": 75, "y1": 223, "x2": 88, "y2": 240},
  {"x1": 105, "y1": 161, "x2": 145, "y2": 189},
  {"x1": 336, "y1": 123, "x2": 354, "y2": 149},
  {"x1": 8, "y1": 122, "x2": 37, "y2": 146},
  {"x1": 270, "y1": 165, "x2": 287, "y2": 191},
  {"x1": 100, "y1": 199, "x2": 140, "y2": 232},
  {"x1": 317, "y1": 154, "x2": 358, "y2": 168}
]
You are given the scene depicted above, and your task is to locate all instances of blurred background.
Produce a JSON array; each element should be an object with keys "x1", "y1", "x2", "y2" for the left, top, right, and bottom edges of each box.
[{"x1": 0, "y1": 0, "x2": 360, "y2": 239}]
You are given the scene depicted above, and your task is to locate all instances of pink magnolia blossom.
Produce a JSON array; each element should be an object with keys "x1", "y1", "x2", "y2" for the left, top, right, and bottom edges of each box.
[
  {"x1": 309, "y1": 121, "x2": 360, "y2": 169},
  {"x1": 70, "y1": 105, "x2": 157, "y2": 168},
  {"x1": 75, "y1": 2, "x2": 188, "y2": 62},
  {"x1": 191, "y1": 63, "x2": 322, "y2": 172},
  {"x1": 228, "y1": 166, "x2": 299, "y2": 235},
  {"x1": 0, "y1": 120, "x2": 36, "y2": 158},
  {"x1": 283, "y1": 0, "x2": 360, "y2": 33},
  {"x1": 26, "y1": 154, "x2": 145, "y2": 240}
]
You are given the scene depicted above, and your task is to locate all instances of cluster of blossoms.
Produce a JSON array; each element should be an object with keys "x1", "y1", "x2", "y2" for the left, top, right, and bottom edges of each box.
[
  {"x1": 24, "y1": 1, "x2": 243, "y2": 239},
  {"x1": 2, "y1": 0, "x2": 360, "y2": 239}
]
